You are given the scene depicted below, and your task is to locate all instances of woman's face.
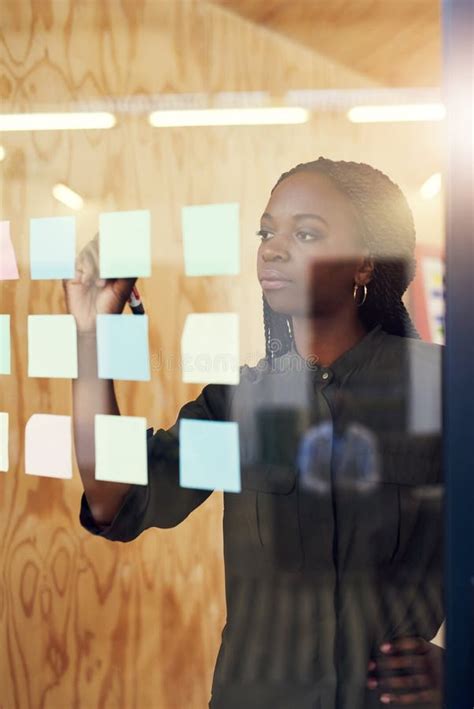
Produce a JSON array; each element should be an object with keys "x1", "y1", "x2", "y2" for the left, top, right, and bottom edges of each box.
[{"x1": 257, "y1": 170, "x2": 371, "y2": 318}]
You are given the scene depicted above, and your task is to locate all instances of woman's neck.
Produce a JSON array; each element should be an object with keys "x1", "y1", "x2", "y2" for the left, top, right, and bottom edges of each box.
[{"x1": 291, "y1": 311, "x2": 368, "y2": 367}]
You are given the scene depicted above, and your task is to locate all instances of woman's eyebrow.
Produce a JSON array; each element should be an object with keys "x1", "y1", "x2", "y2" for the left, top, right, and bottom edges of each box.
[
  {"x1": 293, "y1": 213, "x2": 329, "y2": 226},
  {"x1": 260, "y1": 211, "x2": 329, "y2": 227}
]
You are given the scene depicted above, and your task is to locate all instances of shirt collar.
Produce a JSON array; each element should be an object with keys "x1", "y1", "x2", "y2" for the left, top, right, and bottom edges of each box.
[{"x1": 288, "y1": 322, "x2": 385, "y2": 380}]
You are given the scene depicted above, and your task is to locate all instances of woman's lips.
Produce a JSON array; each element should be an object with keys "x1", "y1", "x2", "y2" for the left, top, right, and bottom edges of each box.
[
  {"x1": 260, "y1": 279, "x2": 291, "y2": 290},
  {"x1": 259, "y1": 269, "x2": 292, "y2": 289}
]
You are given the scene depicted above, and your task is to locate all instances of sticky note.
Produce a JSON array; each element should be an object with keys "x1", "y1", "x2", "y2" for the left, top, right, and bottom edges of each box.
[
  {"x1": 182, "y1": 202, "x2": 240, "y2": 276},
  {"x1": 95, "y1": 414, "x2": 148, "y2": 485},
  {"x1": 28, "y1": 314, "x2": 78, "y2": 379},
  {"x1": 99, "y1": 210, "x2": 151, "y2": 278},
  {"x1": 96, "y1": 314, "x2": 150, "y2": 381},
  {"x1": 0, "y1": 412, "x2": 8, "y2": 472},
  {"x1": 0, "y1": 315, "x2": 11, "y2": 375},
  {"x1": 180, "y1": 418, "x2": 240, "y2": 492},
  {"x1": 181, "y1": 312, "x2": 239, "y2": 385},
  {"x1": 30, "y1": 216, "x2": 76, "y2": 279},
  {"x1": 25, "y1": 414, "x2": 72, "y2": 479},
  {"x1": 0, "y1": 221, "x2": 19, "y2": 280}
]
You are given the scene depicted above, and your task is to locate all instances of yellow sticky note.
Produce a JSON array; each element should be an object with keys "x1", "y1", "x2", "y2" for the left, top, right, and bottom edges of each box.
[
  {"x1": 181, "y1": 313, "x2": 239, "y2": 385},
  {"x1": 28, "y1": 315, "x2": 78, "y2": 379},
  {"x1": 0, "y1": 315, "x2": 11, "y2": 375},
  {"x1": 0, "y1": 412, "x2": 8, "y2": 472},
  {"x1": 95, "y1": 414, "x2": 148, "y2": 485},
  {"x1": 25, "y1": 414, "x2": 72, "y2": 479}
]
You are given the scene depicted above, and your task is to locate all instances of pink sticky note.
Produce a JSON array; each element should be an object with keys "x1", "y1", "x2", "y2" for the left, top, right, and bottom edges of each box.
[
  {"x1": 25, "y1": 414, "x2": 72, "y2": 479},
  {"x1": 0, "y1": 221, "x2": 19, "y2": 280}
]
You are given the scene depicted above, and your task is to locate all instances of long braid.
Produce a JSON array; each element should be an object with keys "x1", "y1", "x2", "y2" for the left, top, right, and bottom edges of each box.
[{"x1": 264, "y1": 157, "x2": 421, "y2": 360}]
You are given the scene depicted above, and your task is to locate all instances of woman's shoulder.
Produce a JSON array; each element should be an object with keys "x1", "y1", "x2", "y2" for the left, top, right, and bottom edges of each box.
[{"x1": 381, "y1": 330, "x2": 443, "y2": 370}]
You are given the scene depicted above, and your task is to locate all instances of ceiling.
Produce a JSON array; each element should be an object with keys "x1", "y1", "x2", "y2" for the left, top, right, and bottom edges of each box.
[{"x1": 208, "y1": 0, "x2": 441, "y2": 87}]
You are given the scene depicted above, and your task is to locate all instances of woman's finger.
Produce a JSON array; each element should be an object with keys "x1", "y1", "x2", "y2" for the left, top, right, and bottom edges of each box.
[
  {"x1": 380, "y1": 638, "x2": 428, "y2": 655},
  {"x1": 367, "y1": 674, "x2": 433, "y2": 690},
  {"x1": 77, "y1": 250, "x2": 98, "y2": 286},
  {"x1": 380, "y1": 688, "x2": 439, "y2": 705},
  {"x1": 373, "y1": 655, "x2": 427, "y2": 672}
]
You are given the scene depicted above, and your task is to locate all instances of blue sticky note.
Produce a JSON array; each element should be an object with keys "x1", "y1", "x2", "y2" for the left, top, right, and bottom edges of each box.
[
  {"x1": 99, "y1": 210, "x2": 151, "y2": 278},
  {"x1": 0, "y1": 315, "x2": 11, "y2": 375},
  {"x1": 97, "y1": 314, "x2": 150, "y2": 381},
  {"x1": 30, "y1": 216, "x2": 75, "y2": 279},
  {"x1": 179, "y1": 418, "x2": 241, "y2": 492},
  {"x1": 182, "y1": 203, "x2": 240, "y2": 276}
]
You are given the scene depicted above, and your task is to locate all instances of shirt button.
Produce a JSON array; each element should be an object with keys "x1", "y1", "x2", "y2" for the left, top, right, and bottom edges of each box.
[{"x1": 322, "y1": 372, "x2": 329, "y2": 380}]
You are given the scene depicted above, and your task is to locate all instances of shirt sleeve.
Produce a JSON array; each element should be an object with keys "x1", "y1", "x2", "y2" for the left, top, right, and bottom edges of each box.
[{"x1": 79, "y1": 381, "x2": 233, "y2": 542}]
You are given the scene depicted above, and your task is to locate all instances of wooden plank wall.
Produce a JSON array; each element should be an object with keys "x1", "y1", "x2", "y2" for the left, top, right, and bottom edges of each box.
[{"x1": 0, "y1": 1, "x2": 443, "y2": 707}]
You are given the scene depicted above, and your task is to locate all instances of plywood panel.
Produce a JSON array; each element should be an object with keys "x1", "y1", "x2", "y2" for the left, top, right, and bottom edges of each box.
[{"x1": 210, "y1": 0, "x2": 441, "y2": 87}]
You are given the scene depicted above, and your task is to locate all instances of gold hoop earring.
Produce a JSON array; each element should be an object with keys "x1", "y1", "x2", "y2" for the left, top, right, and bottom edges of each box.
[{"x1": 353, "y1": 283, "x2": 367, "y2": 306}]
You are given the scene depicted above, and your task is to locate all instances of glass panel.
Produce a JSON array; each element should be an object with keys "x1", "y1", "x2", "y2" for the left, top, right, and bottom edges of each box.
[{"x1": 1, "y1": 2, "x2": 448, "y2": 707}]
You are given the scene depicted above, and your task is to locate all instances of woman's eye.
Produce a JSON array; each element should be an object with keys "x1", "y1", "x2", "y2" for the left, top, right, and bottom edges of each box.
[
  {"x1": 256, "y1": 229, "x2": 272, "y2": 241},
  {"x1": 296, "y1": 231, "x2": 321, "y2": 242}
]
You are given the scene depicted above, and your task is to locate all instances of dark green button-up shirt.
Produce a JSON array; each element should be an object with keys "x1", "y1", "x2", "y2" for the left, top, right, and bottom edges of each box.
[{"x1": 80, "y1": 324, "x2": 443, "y2": 709}]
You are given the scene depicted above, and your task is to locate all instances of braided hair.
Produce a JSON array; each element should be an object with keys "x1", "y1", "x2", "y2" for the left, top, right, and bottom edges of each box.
[{"x1": 263, "y1": 157, "x2": 421, "y2": 360}]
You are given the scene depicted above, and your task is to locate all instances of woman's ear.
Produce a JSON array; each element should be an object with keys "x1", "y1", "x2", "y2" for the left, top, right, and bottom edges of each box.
[{"x1": 355, "y1": 256, "x2": 375, "y2": 286}]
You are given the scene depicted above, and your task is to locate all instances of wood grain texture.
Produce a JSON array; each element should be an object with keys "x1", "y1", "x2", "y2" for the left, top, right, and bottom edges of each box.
[
  {"x1": 0, "y1": 1, "x2": 443, "y2": 707},
  {"x1": 210, "y1": 0, "x2": 441, "y2": 87}
]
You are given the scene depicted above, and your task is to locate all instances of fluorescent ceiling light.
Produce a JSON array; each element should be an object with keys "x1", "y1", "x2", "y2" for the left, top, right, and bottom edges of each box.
[
  {"x1": 148, "y1": 107, "x2": 309, "y2": 127},
  {"x1": 0, "y1": 112, "x2": 116, "y2": 132},
  {"x1": 347, "y1": 103, "x2": 446, "y2": 123},
  {"x1": 420, "y1": 172, "x2": 442, "y2": 200},
  {"x1": 0, "y1": 145, "x2": 5, "y2": 161},
  {"x1": 52, "y1": 183, "x2": 84, "y2": 210}
]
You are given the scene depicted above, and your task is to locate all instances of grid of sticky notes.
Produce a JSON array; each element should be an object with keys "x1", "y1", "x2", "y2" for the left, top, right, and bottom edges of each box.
[{"x1": 1, "y1": 205, "x2": 242, "y2": 492}]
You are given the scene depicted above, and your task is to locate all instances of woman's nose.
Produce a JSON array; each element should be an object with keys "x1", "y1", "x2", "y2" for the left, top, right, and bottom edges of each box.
[{"x1": 261, "y1": 243, "x2": 290, "y2": 262}]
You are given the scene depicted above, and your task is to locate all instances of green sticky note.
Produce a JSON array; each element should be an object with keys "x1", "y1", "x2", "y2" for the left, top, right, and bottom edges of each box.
[
  {"x1": 180, "y1": 418, "x2": 241, "y2": 492},
  {"x1": 0, "y1": 315, "x2": 11, "y2": 375},
  {"x1": 0, "y1": 412, "x2": 8, "y2": 472},
  {"x1": 99, "y1": 210, "x2": 151, "y2": 278},
  {"x1": 28, "y1": 315, "x2": 78, "y2": 379},
  {"x1": 182, "y1": 203, "x2": 240, "y2": 276},
  {"x1": 95, "y1": 414, "x2": 148, "y2": 485}
]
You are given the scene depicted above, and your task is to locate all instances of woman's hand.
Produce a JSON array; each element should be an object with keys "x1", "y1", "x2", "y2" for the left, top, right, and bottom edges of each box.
[
  {"x1": 62, "y1": 234, "x2": 137, "y2": 333},
  {"x1": 367, "y1": 636, "x2": 444, "y2": 705}
]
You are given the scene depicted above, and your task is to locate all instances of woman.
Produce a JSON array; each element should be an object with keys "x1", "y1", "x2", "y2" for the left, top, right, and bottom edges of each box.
[{"x1": 65, "y1": 157, "x2": 444, "y2": 708}]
